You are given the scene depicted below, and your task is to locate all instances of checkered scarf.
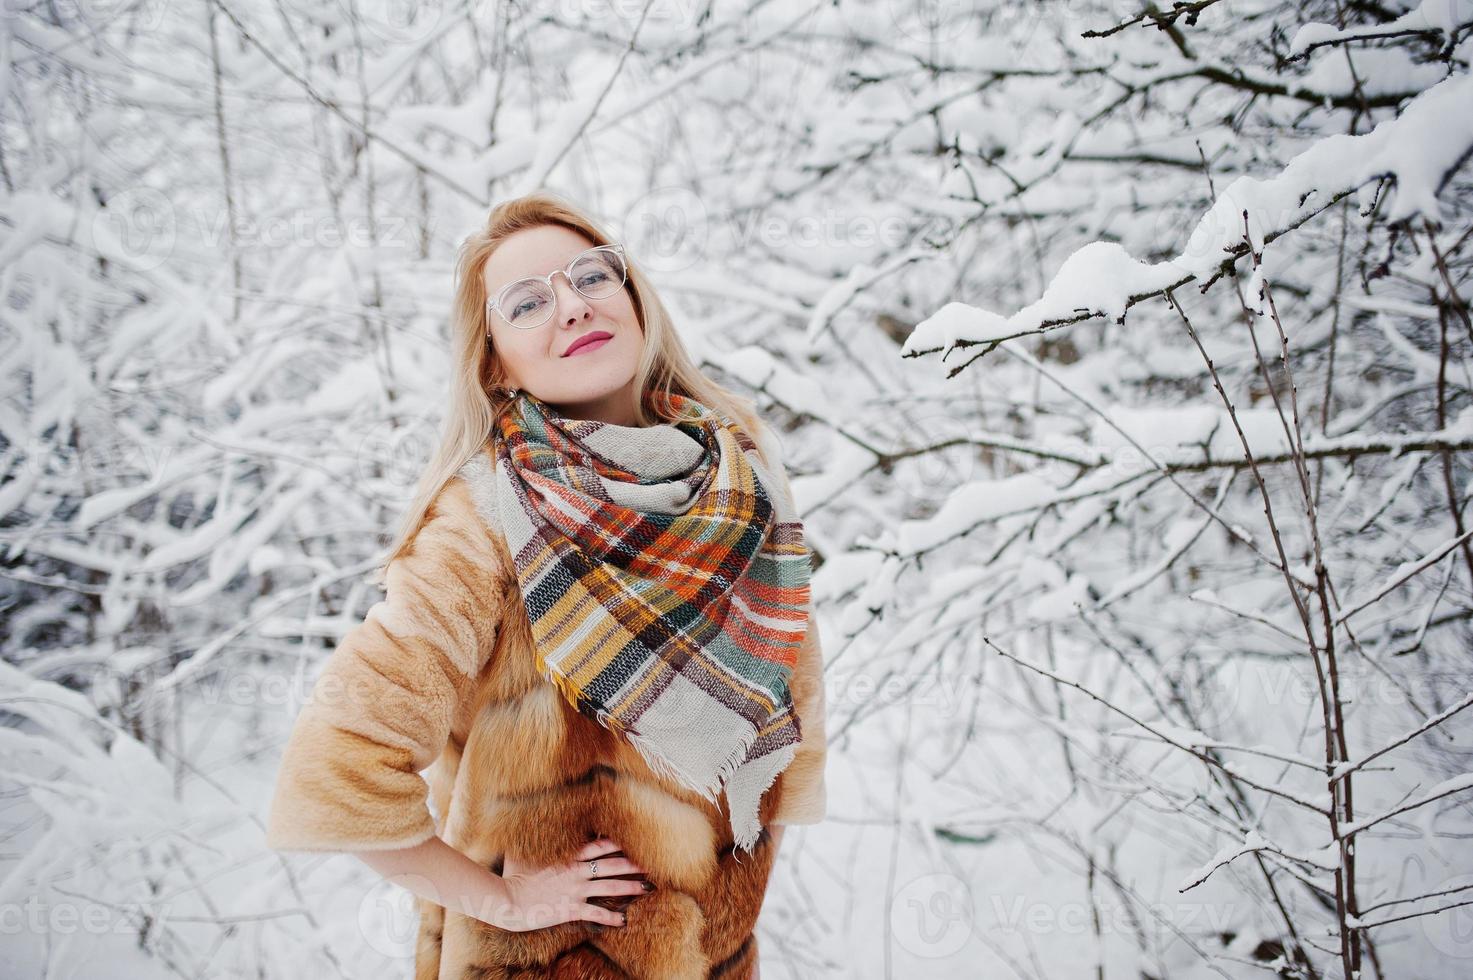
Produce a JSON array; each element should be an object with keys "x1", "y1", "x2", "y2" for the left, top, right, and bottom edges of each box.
[{"x1": 490, "y1": 389, "x2": 812, "y2": 855}]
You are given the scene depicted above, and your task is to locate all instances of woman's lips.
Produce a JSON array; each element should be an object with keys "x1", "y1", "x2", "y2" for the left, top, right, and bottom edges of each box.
[{"x1": 565, "y1": 334, "x2": 612, "y2": 356}]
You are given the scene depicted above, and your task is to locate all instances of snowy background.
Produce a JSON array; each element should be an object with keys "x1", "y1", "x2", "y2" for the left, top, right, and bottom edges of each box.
[{"x1": 4, "y1": 0, "x2": 1473, "y2": 977}]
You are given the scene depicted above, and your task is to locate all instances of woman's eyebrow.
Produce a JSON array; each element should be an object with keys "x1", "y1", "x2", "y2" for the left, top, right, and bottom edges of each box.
[{"x1": 492, "y1": 250, "x2": 588, "y2": 287}]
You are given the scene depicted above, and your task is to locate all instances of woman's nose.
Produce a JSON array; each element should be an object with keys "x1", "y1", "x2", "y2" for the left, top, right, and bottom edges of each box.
[{"x1": 550, "y1": 272, "x2": 592, "y2": 324}]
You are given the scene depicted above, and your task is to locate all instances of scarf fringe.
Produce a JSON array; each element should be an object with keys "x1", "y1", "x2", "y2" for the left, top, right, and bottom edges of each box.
[
  {"x1": 729, "y1": 742, "x2": 797, "y2": 862},
  {"x1": 543, "y1": 633, "x2": 790, "y2": 862},
  {"x1": 623, "y1": 716, "x2": 757, "y2": 803},
  {"x1": 533, "y1": 617, "x2": 783, "y2": 822},
  {"x1": 624, "y1": 722, "x2": 790, "y2": 863}
]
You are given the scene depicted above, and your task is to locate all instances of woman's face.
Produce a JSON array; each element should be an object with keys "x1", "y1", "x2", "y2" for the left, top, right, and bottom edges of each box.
[{"x1": 483, "y1": 225, "x2": 644, "y2": 426}]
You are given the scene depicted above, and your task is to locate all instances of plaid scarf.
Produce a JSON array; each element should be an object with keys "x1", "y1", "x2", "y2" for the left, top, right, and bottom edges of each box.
[{"x1": 490, "y1": 389, "x2": 812, "y2": 856}]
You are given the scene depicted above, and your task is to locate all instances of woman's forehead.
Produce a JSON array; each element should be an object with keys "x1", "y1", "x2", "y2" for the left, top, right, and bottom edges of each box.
[{"x1": 484, "y1": 227, "x2": 595, "y2": 286}]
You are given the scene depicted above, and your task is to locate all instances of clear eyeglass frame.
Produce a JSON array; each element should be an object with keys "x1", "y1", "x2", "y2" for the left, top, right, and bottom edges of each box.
[{"x1": 485, "y1": 243, "x2": 628, "y2": 332}]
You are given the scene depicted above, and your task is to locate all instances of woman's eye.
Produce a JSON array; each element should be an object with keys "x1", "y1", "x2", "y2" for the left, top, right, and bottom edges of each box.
[{"x1": 577, "y1": 271, "x2": 608, "y2": 288}]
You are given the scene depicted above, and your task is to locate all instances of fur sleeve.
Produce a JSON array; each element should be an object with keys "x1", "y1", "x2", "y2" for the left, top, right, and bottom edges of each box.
[
  {"x1": 761, "y1": 440, "x2": 829, "y2": 827},
  {"x1": 772, "y1": 605, "x2": 829, "y2": 826},
  {"x1": 265, "y1": 474, "x2": 511, "y2": 853}
]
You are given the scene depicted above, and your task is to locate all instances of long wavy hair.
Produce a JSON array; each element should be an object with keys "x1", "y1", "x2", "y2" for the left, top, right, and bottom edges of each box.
[{"x1": 371, "y1": 191, "x2": 778, "y2": 583}]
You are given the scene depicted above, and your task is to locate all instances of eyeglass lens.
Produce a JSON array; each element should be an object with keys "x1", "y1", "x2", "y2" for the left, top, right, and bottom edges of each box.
[{"x1": 498, "y1": 248, "x2": 626, "y2": 328}]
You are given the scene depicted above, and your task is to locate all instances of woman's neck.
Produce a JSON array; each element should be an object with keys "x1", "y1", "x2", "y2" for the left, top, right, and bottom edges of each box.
[{"x1": 545, "y1": 382, "x2": 644, "y2": 427}]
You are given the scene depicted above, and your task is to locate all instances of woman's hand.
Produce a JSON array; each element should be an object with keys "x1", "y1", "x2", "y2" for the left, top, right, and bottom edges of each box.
[{"x1": 487, "y1": 837, "x2": 653, "y2": 932}]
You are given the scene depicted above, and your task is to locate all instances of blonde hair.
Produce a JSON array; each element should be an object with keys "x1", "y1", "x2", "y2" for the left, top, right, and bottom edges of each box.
[{"x1": 370, "y1": 190, "x2": 777, "y2": 584}]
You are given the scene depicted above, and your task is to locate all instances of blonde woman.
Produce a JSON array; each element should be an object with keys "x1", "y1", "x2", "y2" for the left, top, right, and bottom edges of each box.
[{"x1": 266, "y1": 191, "x2": 828, "y2": 980}]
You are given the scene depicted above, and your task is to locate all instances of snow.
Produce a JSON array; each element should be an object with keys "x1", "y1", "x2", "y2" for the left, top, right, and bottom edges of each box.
[
  {"x1": 1181, "y1": 72, "x2": 1473, "y2": 269},
  {"x1": 903, "y1": 300, "x2": 1014, "y2": 353},
  {"x1": 894, "y1": 472, "x2": 1059, "y2": 555},
  {"x1": 908, "y1": 72, "x2": 1473, "y2": 369},
  {"x1": 1338, "y1": 773, "x2": 1473, "y2": 838},
  {"x1": 903, "y1": 244, "x2": 1189, "y2": 355},
  {"x1": 7, "y1": 2, "x2": 1473, "y2": 978},
  {"x1": 1292, "y1": 0, "x2": 1473, "y2": 56}
]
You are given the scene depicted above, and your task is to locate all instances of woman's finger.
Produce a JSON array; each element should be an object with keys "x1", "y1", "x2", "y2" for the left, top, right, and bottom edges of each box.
[
  {"x1": 574, "y1": 855, "x2": 645, "y2": 878},
  {"x1": 577, "y1": 902, "x2": 628, "y2": 926},
  {"x1": 585, "y1": 877, "x2": 653, "y2": 898},
  {"x1": 573, "y1": 837, "x2": 623, "y2": 860}
]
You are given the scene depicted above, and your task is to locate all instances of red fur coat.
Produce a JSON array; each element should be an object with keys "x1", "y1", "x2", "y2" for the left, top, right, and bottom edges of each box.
[{"x1": 266, "y1": 442, "x2": 828, "y2": 978}]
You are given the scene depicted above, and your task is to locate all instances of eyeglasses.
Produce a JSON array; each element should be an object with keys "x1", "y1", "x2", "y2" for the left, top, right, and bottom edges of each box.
[{"x1": 485, "y1": 243, "x2": 628, "y2": 330}]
